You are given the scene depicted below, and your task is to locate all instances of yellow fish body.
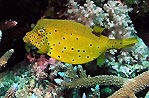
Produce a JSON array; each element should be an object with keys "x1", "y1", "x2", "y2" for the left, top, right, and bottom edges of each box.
[{"x1": 23, "y1": 19, "x2": 138, "y2": 64}]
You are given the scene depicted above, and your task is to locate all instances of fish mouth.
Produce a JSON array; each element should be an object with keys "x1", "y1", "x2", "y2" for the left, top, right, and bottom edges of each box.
[{"x1": 23, "y1": 35, "x2": 29, "y2": 43}]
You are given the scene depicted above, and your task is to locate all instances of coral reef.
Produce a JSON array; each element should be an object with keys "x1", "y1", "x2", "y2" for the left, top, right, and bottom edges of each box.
[
  {"x1": 60, "y1": 64, "x2": 149, "y2": 98},
  {"x1": 67, "y1": 0, "x2": 104, "y2": 27},
  {"x1": 68, "y1": 0, "x2": 149, "y2": 77},
  {"x1": 0, "y1": 0, "x2": 149, "y2": 98}
]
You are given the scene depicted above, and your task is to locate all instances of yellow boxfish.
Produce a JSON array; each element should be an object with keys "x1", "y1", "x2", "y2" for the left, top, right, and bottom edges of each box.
[{"x1": 23, "y1": 19, "x2": 138, "y2": 64}]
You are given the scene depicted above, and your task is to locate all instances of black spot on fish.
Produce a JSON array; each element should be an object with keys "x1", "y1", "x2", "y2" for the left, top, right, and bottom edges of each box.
[
  {"x1": 72, "y1": 59, "x2": 74, "y2": 61},
  {"x1": 47, "y1": 43, "x2": 50, "y2": 45},
  {"x1": 70, "y1": 33, "x2": 73, "y2": 35},
  {"x1": 64, "y1": 47, "x2": 66, "y2": 49},
  {"x1": 83, "y1": 50, "x2": 85, "y2": 52},
  {"x1": 58, "y1": 55, "x2": 60, "y2": 58},
  {"x1": 87, "y1": 56, "x2": 89, "y2": 58},
  {"x1": 79, "y1": 55, "x2": 81, "y2": 57},
  {"x1": 71, "y1": 48, "x2": 74, "y2": 50},
  {"x1": 49, "y1": 32, "x2": 51, "y2": 34},
  {"x1": 89, "y1": 44, "x2": 92, "y2": 46},
  {"x1": 53, "y1": 44, "x2": 55, "y2": 46},
  {"x1": 63, "y1": 37, "x2": 66, "y2": 40},
  {"x1": 120, "y1": 42, "x2": 122, "y2": 44},
  {"x1": 76, "y1": 38, "x2": 79, "y2": 40},
  {"x1": 98, "y1": 46, "x2": 100, "y2": 48},
  {"x1": 78, "y1": 50, "x2": 80, "y2": 52},
  {"x1": 62, "y1": 51, "x2": 64, "y2": 53},
  {"x1": 58, "y1": 42, "x2": 61, "y2": 44},
  {"x1": 55, "y1": 30, "x2": 57, "y2": 32},
  {"x1": 115, "y1": 42, "x2": 116, "y2": 44}
]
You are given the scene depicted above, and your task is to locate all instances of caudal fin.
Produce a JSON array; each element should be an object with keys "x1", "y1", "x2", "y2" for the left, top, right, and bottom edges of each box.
[
  {"x1": 121, "y1": 37, "x2": 138, "y2": 48},
  {"x1": 107, "y1": 37, "x2": 138, "y2": 50}
]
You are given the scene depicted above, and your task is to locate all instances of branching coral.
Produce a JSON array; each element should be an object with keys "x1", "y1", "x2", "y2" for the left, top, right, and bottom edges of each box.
[
  {"x1": 59, "y1": 64, "x2": 149, "y2": 98},
  {"x1": 61, "y1": 65, "x2": 126, "y2": 88},
  {"x1": 63, "y1": 75, "x2": 127, "y2": 89},
  {"x1": 0, "y1": 49, "x2": 14, "y2": 70},
  {"x1": 108, "y1": 70, "x2": 149, "y2": 98},
  {"x1": 67, "y1": 0, "x2": 104, "y2": 27}
]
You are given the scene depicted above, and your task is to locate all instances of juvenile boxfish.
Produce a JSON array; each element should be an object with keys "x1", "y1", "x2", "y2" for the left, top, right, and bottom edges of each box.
[{"x1": 23, "y1": 19, "x2": 138, "y2": 64}]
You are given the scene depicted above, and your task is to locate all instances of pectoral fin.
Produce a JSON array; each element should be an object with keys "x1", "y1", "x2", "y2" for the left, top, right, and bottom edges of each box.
[{"x1": 97, "y1": 53, "x2": 105, "y2": 66}]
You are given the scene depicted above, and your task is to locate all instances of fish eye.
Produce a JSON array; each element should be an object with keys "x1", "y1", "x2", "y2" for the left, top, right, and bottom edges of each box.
[{"x1": 38, "y1": 29, "x2": 45, "y2": 34}]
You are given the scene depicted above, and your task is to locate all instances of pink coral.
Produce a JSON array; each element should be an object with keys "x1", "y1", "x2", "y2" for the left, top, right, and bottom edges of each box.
[
  {"x1": 29, "y1": 54, "x2": 58, "y2": 79},
  {"x1": 48, "y1": 58, "x2": 57, "y2": 65},
  {"x1": 37, "y1": 55, "x2": 49, "y2": 69},
  {"x1": 26, "y1": 54, "x2": 36, "y2": 62}
]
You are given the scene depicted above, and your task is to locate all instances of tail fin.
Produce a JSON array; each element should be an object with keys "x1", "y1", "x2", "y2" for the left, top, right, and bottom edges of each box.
[
  {"x1": 107, "y1": 37, "x2": 138, "y2": 50},
  {"x1": 121, "y1": 37, "x2": 138, "y2": 48}
]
